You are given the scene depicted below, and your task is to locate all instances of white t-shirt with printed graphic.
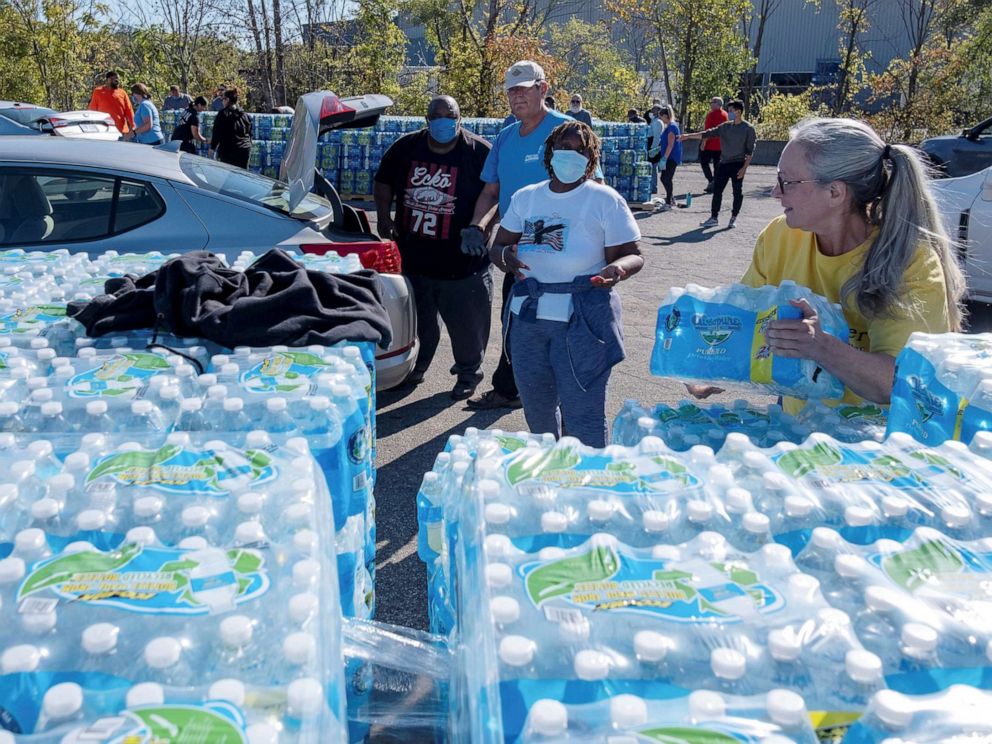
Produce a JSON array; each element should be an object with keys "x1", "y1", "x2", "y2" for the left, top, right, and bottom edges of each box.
[{"x1": 502, "y1": 180, "x2": 641, "y2": 322}]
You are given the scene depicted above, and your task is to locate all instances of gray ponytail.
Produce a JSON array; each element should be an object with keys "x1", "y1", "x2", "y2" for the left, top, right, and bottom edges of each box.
[{"x1": 788, "y1": 118, "x2": 965, "y2": 331}]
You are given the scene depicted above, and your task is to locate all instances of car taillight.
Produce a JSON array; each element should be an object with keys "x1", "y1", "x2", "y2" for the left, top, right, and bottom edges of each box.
[
  {"x1": 47, "y1": 117, "x2": 69, "y2": 128},
  {"x1": 300, "y1": 241, "x2": 402, "y2": 274}
]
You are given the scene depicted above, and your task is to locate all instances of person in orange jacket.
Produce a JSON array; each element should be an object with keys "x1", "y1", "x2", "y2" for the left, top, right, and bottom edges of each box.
[{"x1": 87, "y1": 70, "x2": 135, "y2": 135}]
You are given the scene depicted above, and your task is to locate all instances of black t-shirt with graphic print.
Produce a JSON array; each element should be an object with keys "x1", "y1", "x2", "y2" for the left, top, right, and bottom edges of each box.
[{"x1": 375, "y1": 128, "x2": 491, "y2": 280}]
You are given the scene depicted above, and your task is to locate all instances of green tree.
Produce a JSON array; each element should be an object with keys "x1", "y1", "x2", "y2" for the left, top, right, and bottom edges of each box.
[
  {"x1": 339, "y1": 0, "x2": 407, "y2": 99},
  {"x1": 547, "y1": 19, "x2": 643, "y2": 121},
  {"x1": 755, "y1": 88, "x2": 829, "y2": 139},
  {"x1": 832, "y1": 0, "x2": 877, "y2": 115}
]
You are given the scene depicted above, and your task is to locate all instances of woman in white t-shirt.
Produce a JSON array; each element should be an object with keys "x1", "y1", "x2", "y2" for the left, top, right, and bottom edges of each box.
[{"x1": 489, "y1": 121, "x2": 644, "y2": 447}]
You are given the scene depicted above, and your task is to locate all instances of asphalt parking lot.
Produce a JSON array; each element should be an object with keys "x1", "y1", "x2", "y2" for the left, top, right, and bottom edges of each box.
[{"x1": 367, "y1": 163, "x2": 992, "y2": 631}]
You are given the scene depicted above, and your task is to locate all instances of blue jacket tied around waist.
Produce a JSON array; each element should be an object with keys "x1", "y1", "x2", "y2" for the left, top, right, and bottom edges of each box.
[{"x1": 503, "y1": 275, "x2": 625, "y2": 391}]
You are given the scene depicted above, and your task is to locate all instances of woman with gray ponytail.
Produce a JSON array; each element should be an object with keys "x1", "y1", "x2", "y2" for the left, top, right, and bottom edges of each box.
[{"x1": 691, "y1": 117, "x2": 965, "y2": 413}]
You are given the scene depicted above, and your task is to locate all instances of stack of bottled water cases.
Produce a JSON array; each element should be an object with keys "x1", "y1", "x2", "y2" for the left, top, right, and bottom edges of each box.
[
  {"x1": 161, "y1": 110, "x2": 651, "y2": 202},
  {"x1": 0, "y1": 249, "x2": 378, "y2": 621},
  {"x1": 651, "y1": 281, "x2": 850, "y2": 399},
  {"x1": 845, "y1": 684, "x2": 992, "y2": 742},
  {"x1": 419, "y1": 427, "x2": 992, "y2": 742},
  {"x1": 0, "y1": 432, "x2": 347, "y2": 742},
  {"x1": 887, "y1": 331, "x2": 992, "y2": 446},
  {"x1": 613, "y1": 398, "x2": 887, "y2": 451}
]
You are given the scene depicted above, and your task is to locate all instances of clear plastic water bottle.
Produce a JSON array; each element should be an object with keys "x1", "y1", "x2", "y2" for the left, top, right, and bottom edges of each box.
[
  {"x1": 525, "y1": 699, "x2": 569, "y2": 740},
  {"x1": 34, "y1": 681, "x2": 85, "y2": 732},
  {"x1": 898, "y1": 622, "x2": 940, "y2": 673},
  {"x1": 836, "y1": 649, "x2": 884, "y2": 707},
  {"x1": 260, "y1": 397, "x2": 296, "y2": 434},
  {"x1": 141, "y1": 635, "x2": 193, "y2": 686},
  {"x1": 177, "y1": 398, "x2": 208, "y2": 431}
]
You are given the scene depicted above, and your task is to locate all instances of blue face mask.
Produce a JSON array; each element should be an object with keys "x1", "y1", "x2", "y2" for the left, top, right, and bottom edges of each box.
[
  {"x1": 550, "y1": 149, "x2": 590, "y2": 184},
  {"x1": 728, "y1": 111, "x2": 736, "y2": 121},
  {"x1": 428, "y1": 118, "x2": 458, "y2": 144}
]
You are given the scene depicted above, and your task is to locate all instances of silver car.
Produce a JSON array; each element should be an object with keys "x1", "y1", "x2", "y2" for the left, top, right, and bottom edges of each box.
[
  {"x1": 0, "y1": 100, "x2": 119, "y2": 140},
  {"x1": 933, "y1": 165, "x2": 992, "y2": 302},
  {"x1": 0, "y1": 92, "x2": 417, "y2": 389}
]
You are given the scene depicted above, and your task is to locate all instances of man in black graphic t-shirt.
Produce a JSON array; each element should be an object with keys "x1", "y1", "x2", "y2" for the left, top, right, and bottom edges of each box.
[{"x1": 374, "y1": 95, "x2": 494, "y2": 401}]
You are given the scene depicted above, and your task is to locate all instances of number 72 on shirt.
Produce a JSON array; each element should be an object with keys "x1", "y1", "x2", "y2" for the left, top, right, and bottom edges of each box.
[{"x1": 410, "y1": 209, "x2": 438, "y2": 237}]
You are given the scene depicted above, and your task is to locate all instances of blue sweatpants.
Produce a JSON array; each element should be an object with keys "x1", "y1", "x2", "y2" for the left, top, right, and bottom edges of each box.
[{"x1": 509, "y1": 316, "x2": 610, "y2": 447}]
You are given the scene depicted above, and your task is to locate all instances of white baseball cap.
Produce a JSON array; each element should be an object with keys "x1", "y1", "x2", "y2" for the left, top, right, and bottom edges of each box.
[{"x1": 504, "y1": 61, "x2": 546, "y2": 91}]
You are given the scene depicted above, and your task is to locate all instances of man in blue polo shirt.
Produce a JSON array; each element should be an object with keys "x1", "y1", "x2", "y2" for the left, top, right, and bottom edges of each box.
[{"x1": 462, "y1": 60, "x2": 598, "y2": 410}]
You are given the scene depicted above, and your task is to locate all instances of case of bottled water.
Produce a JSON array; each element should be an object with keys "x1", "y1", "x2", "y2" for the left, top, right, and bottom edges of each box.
[
  {"x1": 650, "y1": 281, "x2": 849, "y2": 399},
  {"x1": 888, "y1": 331, "x2": 992, "y2": 446},
  {"x1": 0, "y1": 433, "x2": 347, "y2": 742},
  {"x1": 844, "y1": 684, "x2": 992, "y2": 743}
]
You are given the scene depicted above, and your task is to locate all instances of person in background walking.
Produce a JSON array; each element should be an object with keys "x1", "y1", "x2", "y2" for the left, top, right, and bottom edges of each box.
[
  {"x1": 170, "y1": 96, "x2": 208, "y2": 154},
  {"x1": 211, "y1": 84, "x2": 228, "y2": 112},
  {"x1": 87, "y1": 71, "x2": 134, "y2": 136},
  {"x1": 652, "y1": 104, "x2": 682, "y2": 211},
  {"x1": 163, "y1": 85, "x2": 192, "y2": 112},
  {"x1": 490, "y1": 121, "x2": 643, "y2": 446},
  {"x1": 567, "y1": 94, "x2": 593, "y2": 126},
  {"x1": 680, "y1": 99, "x2": 756, "y2": 229},
  {"x1": 374, "y1": 95, "x2": 494, "y2": 401},
  {"x1": 627, "y1": 108, "x2": 646, "y2": 124},
  {"x1": 647, "y1": 103, "x2": 663, "y2": 196},
  {"x1": 209, "y1": 88, "x2": 253, "y2": 169},
  {"x1": 700, "y1": 96, "x2": 728, "y2": 193},
  {"x1": 462, "y1": 60, "x2": 602, "y2": 411},
  {"x1": 544, "y1": 95, "x2": 558, "y2": 111},
  {"x1": 129, "y1": 84, "x2": 164, "y2": 145}
]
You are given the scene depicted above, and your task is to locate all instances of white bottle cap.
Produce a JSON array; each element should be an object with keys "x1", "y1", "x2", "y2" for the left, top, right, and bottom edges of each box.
[
  {"x1": 209, "y1": 678, "x2": 246, "y2": 706},
  {"x1": 180, "y1": 398, "x2": 203, "y2": 412},
  {"x1": 181, "y1": 506, "x2": 210, "y2": 528},
  {"x1": 873, "y1": 689, "x2": 914, "y2": 729},
  {"x1": 292, "y1": 529, "x2": 318, "y2": 555},
  {"x1": 41, "y1": 682, "x2": 84, "y2": 720},
  {"x1": 283, "y1": 502, "x2": 312, "y2": 526},
  {"x1": 844, "y1": 505, "x2": 876, "y2": 527},
  {"x1": 588, "y1": 499, "x2": 614, "y2": 522},
  {"x1": 293, "y1": 559, "x2": 321, "y2": 588},
  {"x1": 485, "y1": 562, "x2": 513, "y2": 589},
  {"x1": 651, "y1": 545, "x2": 681, "y2": 561},
  {"x1": 687, "y1": 500, "x2": 713, "y2": 523},
  {"x1": 574, "y1": 649, "x2": 611, "y2": 680},
  {"x1": 643, "y1": 510, "x2": 671, "y2": 533},
  {"x1": 41, "y1": 401, "x2": 62, "y2": 416},
  {"x1": 178, "y1": 536, "x2": 208, "y2": 550},
  {"x1": 610, "y1": 694, "x2": 648, "y2": 728},
  {"x1": 245, "y1": 431, "x2": 272, "y2": 448},
  {"x1": 289, "y1": 592, "x2": 320, "y2": 624},
  {"x1": 223, "y1": 397, "x2": 245, "y2": 413},
  {"x1": 64, "y1": 452, "x2": 90, "y2": 472},
  {"x1": 762, "y1": 471, "x2": 789, "y2": 491},
  {"x1": 82, "y1": 623, "x2": 119, "y2": 655},
  {"x1": 725, "y1": 487, "x2": 753, "y2": 513},
  {"x1": 246, "y1": 723, "x2": 280, "y2": 744},
  {"x1": 767, "y1": 628, "x2": 802, "y2": 661},
  {"x1": 881, "y1": 495, "x2": 910, "y2": 518},
  {"x1": 1, "y1": 644, "x2": 41, "y2": 673},
  {"x1": 707, "y1": 465, "x2": 734, "y2": 487},
  {"x1": 0, "y1": 556, "x2": 26, "y2": 583},
  {"x1": 484, "y1": 503, "x2": 512, "y2": 525},
  {"x1": 784, "y1": 494, "x2": 814, "y2": 518},
  {"x1": 126, "y1": 527, "x2": 157, "y2": 547},
  {"x1": 541, "y1": 511, "x2": 568, "y2": 533},
  {"x1": 64, "y1": 541, "x2": 98, "y2": 554},
  {"x1": 835, "y1": 553, "x2": 868, "y2": 578},
  {"x1": 235, "y1": 521, "x2": 267, "y2": 545},
  {"x1": 144, "y1": 636, "x2": 182, "y2": 669},
  {"x1": 484, "y1": 534, "x2": 513, "y2": 559},
  {"x1": 491, "y1": 596, "x2": 521, "y2": 625},
  {"x1": 266, "y1": 397, "x2": 288, "y2": 413},
  {"x1": 528, "y1": 699, "x2": 568, "y2": 737},
  {"x1": 283, "y1": 631, "x2": 317, "y2": 666},
  {"x1": 286, "y1": 678, "x2": 323, "y2": 718},
  {"x1": 221, "y1": 615, "x2": 254, "y2": 647},
  {"x1": 589, "y1": 533, "x2": 619, "y2": 551},
  {"x1": 766, "y1": 688, "x2": 806, "y2": 728},
  {"x1": 15, "y1": 527, "x2": 47, "y2": 554},
  {"x1": 498, "y1": 635, "x2": 536, "y2": 667},
  {"x1": 126, "y1": 682, "x2": 165, "y2": 707},
  {"x1": 30, "y1": 498, "x2": 60, "y2": 521},
  {"x1": 134, "y1": 496, "x2": 164, "y2": 519},
  {"x1": 942, "y1": 503, "x2": 972, "y2": 528},
  {"x1": 633, "y1": 630, "x2": 671, "y2": 662},
  {"x1": 742, "y1": 512, "x2": 770, "y2": 534},
  {"x1": 207, "y1": 384, "x2": 227, "y2": 400},
  {"x1": 817, "y1": 607, "x2": 852, "y2": 628},
  {"x1": 688, "y1": 690, "x2": 726, "y2": 720},
  {"x1": 901, "y1": 623, "x2": 938, "y2": 654},
  {"x1": 864, "y1": 586, "x2": 901, "y2": 613},
  {"x1": 845, "y1": 649, "x2": 883, "y2": 682},
  {"x1": 130, "y1": 399, "x2": 153, "y2": 415},
  {"x1": 711, "y1": 648, "x2": 746, "y2": 680},
  {"x1": 538, "y1": 547, "x2": 567, "y2": 561},
  {"x1": 810, "y1": 527, "x2": 843, "y2": 550}
]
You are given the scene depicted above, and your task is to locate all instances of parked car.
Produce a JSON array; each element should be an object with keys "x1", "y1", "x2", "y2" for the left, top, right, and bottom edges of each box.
[
  {"x1": 0, "y1": 91, "x2": 417, "y2": 389},
  {"x1": 932, "y1": 165, "x2": 992, "y2": 302},
  {"x1": 920, "y1": 116, "x2": 992, "y2": 178},
  {"x1": 0, "y1": 101, "x2": 119, "y2": 140}
]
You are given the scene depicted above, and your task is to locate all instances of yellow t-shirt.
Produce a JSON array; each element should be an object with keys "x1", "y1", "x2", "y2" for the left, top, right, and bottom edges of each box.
[{"x1": 742, "y1": 215, "x2": 952, "y2": 413}]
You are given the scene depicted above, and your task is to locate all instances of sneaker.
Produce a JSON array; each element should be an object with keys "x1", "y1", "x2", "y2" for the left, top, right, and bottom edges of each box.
[
  {"x1": 728, "y1": 216, "x2": 738, "y2": 229},
  {"x1": 703, "y1": 182, "x2": 714, "y2": 194},
  {"x1": 451, "y1": 381, "x2": 478, "y2": 401},
  {"x1": 466, "y1": 389, "x2": 523, "y2": 410},
  {"x1": 656, "y1": 203, "x2": 672, "y2": 212},
  {"x1": 700, "y1": 217, "x2": 719, "y2": 228}
]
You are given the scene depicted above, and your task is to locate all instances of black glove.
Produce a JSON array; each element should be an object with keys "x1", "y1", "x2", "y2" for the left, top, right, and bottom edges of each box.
[{"x1": 459, "y1": 226, "x2": 487, "y2": 257}]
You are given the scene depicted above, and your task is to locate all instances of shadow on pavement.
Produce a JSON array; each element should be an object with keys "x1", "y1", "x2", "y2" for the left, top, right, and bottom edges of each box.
[{"x1": 646, "y1": 227, "x2": 734, "y2": 246}]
